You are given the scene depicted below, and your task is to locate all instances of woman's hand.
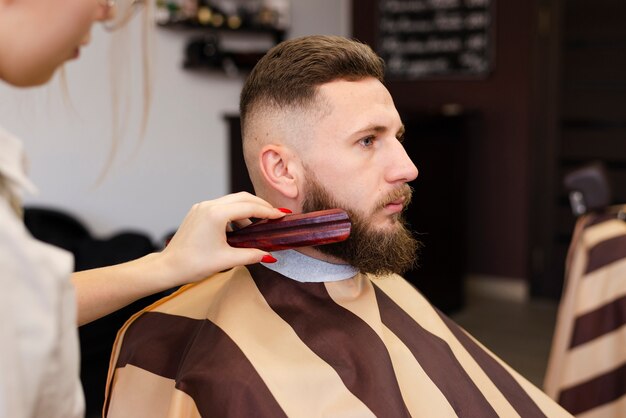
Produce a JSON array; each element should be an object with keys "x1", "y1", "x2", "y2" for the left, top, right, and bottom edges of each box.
[{"x1": 156, "y1": 192, "x2": 288, "y2": 286}]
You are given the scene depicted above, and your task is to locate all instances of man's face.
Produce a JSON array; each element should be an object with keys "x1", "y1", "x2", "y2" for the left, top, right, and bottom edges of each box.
[{"x1": 298, "y1": 77, "x2": 420, "y2": 274}]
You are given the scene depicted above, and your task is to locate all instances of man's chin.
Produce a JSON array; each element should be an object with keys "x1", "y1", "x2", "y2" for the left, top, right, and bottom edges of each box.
[{"x1": 369, "y1": 214, "x2": 404, "y2": 230}]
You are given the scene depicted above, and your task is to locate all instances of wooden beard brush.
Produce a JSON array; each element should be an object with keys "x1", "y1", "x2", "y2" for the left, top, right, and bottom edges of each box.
[{"x1": 226, "y1": 208, "x2": 351, "y2": 251}]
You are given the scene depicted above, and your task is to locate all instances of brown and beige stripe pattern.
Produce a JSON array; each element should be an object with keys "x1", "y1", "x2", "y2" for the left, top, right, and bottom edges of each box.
[
  {"x1": 544, "y1": 211, "x2": 626, "y2": 417},
  {"x1": 105, "y1": 264, "x2": 571, "y2": 417}
]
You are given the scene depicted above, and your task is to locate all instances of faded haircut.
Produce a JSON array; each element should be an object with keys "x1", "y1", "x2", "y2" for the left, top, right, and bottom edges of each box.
[{"x1": 239, "y1": 35, "x2": 385, "y2": 136}]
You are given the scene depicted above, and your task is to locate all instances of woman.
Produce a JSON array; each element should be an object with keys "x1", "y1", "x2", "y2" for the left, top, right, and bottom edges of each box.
[{"x1": 0, "y1": 0, "x2": 284, "y2": 416}]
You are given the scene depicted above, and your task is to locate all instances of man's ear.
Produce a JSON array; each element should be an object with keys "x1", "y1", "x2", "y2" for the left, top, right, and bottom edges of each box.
[{"x1": 258, "y1": 144, "x2": 301, "y2": 199}]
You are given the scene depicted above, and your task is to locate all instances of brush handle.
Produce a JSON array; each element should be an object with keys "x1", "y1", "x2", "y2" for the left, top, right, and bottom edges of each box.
[{"x1": 226, "y1": 208, "x2": 351, "y2": 251}]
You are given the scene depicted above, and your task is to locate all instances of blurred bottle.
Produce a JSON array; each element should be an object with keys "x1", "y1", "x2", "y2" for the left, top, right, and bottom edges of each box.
[
  {"x1": 180, "y1": 0, "x2": 197, "y2": 21},
  {"x1": 197, "y1": 0, "x2": 213, "y2": 25}
]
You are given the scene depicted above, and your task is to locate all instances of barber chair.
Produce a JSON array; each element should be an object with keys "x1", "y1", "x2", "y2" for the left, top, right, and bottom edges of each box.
[{"x1": 543, "y1": 162, "x2": 626, "y2": 417}]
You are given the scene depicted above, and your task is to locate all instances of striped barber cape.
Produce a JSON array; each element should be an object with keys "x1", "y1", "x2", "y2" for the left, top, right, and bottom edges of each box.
[
  {"x1": 105, "y1": 263, "x2": 570, "y2": 417},
  {"x1": 544, "y1": 210, "x2": 626, "y2": 417}
]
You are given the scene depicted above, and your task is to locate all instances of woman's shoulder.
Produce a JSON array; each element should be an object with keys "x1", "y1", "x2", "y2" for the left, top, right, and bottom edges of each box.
[
  {"x1": 0, "y1": 195, "x2": 74, "y2": 292},
  {"x1": 0, "y1": 126, "x2": 38, "y2": 206}
]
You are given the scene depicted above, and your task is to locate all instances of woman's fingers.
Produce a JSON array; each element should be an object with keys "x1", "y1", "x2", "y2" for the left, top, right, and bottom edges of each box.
[
  {"x1": 206, "y1": 191, "x2": 275, "y2": 209},
  {"x1": 222, "y1": 248, "x2": 277, "y2": 269},
  {"x1": 190, "y1": 194, "x2": 289, "y2": 228},
  {"x1": 213, "y1": 201, "x2": 288, "y2": 227}
]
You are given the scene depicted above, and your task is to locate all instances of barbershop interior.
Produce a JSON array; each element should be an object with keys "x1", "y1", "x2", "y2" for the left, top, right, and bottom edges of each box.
[{"x1": 2, "y1": 0, "x2": 626, "y2": 417}]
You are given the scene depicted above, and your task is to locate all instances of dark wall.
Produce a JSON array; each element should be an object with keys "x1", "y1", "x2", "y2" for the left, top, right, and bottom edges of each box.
[{"x1": 353, "y1": 1, "x2": 534, "y2": 279}]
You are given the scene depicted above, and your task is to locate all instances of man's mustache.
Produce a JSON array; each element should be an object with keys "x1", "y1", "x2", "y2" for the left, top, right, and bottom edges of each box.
[{"x1": 378, "y1": 184, "x2": 413, "y2": 209}]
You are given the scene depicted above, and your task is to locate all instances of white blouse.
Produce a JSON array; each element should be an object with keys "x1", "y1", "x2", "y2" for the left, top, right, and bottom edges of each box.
[{"x1": 0, "y1": 126, "x2": 84, "y2": 417}]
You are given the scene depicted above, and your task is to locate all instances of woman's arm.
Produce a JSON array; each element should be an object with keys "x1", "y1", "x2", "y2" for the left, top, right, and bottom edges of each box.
[{"x1": 73, "y1": 192, "x2": 287, "y2": 325}]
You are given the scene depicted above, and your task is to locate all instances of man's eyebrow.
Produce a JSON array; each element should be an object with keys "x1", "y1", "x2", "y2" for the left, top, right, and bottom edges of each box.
[{"x1": 352, "y1": 124, "x2": 406, "y2": 136}]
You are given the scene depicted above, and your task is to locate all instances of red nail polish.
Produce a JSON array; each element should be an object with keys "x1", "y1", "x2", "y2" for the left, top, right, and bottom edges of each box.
[
  {"x1": 278, "y1": 207, "x2": 292, "y2": 214},
  {"x1": 261, "y1": 255, "x2": 277, "y2": 263}
]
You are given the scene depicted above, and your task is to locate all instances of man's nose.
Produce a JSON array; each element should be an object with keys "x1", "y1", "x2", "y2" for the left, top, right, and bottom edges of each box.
[{"x1": 386, "y1": 140, "x2": 419, "y2": 184}]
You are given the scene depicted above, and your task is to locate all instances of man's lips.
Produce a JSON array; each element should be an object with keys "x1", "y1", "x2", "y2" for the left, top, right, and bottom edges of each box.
[
  {"x1": 384, "y1": 198, "x2": 405, "y2": 214},
  {"x1": 379, "y1": 185, "x2": 412, "y2": 216}
]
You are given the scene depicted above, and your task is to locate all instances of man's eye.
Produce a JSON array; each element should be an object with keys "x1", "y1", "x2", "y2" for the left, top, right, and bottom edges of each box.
[{"x1": 359, "y1": 136, "x2": 375, "y2": 147}]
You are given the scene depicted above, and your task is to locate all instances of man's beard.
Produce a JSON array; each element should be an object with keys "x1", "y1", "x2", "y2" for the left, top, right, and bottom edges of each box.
[{"x1": 301, "y1": 174, "x2": 420, "y2": 276}]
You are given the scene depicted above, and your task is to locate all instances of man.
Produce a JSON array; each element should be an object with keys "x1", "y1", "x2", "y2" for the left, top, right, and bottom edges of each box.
[{"x1": 104, "y1": 35, "x2": 571, "y2": 417}]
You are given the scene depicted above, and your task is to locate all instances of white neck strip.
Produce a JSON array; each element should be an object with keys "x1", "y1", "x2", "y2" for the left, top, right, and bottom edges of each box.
[{"x1": 261, "y1": 250, "x2": 358, "y2": 283}]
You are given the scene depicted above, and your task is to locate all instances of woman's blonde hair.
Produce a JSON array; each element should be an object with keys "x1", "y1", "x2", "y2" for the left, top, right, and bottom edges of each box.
[{"x1": 97, "y1": 0, "x2": 154, "y2": 184}]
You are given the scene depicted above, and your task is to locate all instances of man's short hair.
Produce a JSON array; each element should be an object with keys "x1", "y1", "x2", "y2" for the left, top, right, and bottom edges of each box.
[{"x1": 239, "y1": 35, "x2": 385, "y2": 135}]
